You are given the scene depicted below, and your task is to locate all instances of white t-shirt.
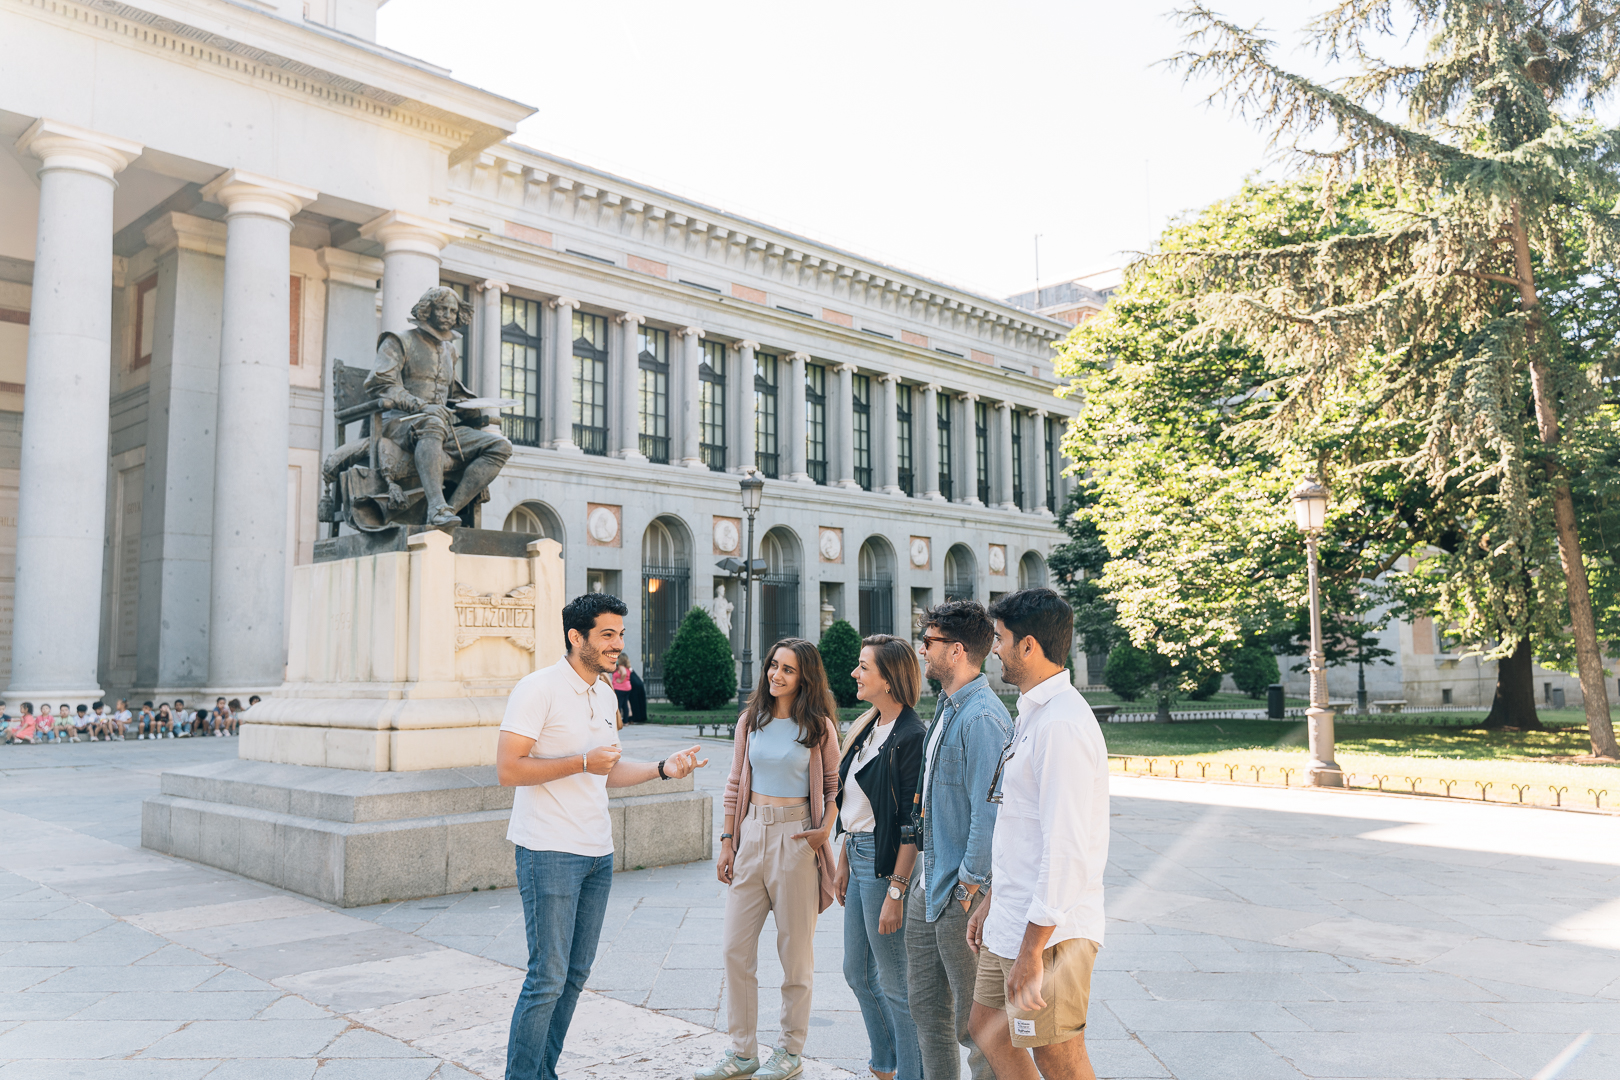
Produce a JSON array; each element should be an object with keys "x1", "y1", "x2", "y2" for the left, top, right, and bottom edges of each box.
[
  {"x1": 916, "y1": 715, "x2": 949, "y2": 878},
  {"x1": 839, "y1": 718, "x2": 896, "y2": 834},
  {"x1": 500, "y1": 657, "x2": 622, "y2": 857}
]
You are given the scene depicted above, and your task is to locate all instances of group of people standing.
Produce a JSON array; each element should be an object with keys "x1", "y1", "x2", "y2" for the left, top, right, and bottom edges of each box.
[
  {"x1": 496, "y1": 586, "x2": 1109, "y2": 1080},
  {"x1": 1, "y1": 696, "x2": 254, "y2": 743}
]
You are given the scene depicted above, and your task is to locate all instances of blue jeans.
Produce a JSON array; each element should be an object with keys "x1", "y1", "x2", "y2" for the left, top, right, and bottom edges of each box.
[
  {"x1": 506, "y1": 846, "x2": 614, "y2": 1080},
  {"x1": 842, "y1": 833, "x2": 923, "y2": 1080}
]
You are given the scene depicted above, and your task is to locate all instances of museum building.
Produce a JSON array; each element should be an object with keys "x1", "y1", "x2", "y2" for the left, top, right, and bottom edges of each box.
[{"x1": 0, "y1": 0, "x2": 1077, "y2": 705}]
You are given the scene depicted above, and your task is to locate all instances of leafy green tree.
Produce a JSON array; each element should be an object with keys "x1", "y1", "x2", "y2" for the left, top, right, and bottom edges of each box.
[
  {"x1": 1048, "y1": 483, "x2": 1121, "y2": 658},
  {"x1": 1230, "y1": 643, "x2": 1281, "y2": 699},
  {"x1": 662, "y1": 607, "x2": 737, "y2": 710},
  {"x1": 819, "y1": 619, "x2": 862, "y2": 708},
  {"x1": 1167, "y1": 0, "x2": 1620, "y2": 755},
  {"x1": 1188, "y1": 666, "x2": 1224, "y2": 701},
  {"x1": 1102, "y1": 643, "x2": 1161, "y2": 702}
]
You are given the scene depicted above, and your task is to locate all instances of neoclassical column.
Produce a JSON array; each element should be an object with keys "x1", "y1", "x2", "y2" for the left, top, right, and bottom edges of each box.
[
  {"x1": 732, "y1": 340, "x2": 758, "y2": 473},
  {"x1": 834, "y1": 362, "x2": 860, "y2": 489},
  {"x1": 201, "y1": 168, "x2": 317, "y2": 691},
  {"x1": 1029, "y1": 408, "x2": 1051, "y2": 516},
  {"x1": 676, "y1": 326, "x2": 706, "y2": 469},
  {"x1": 317, "y1": 248, "x2": 384, "y2": 464},
  {"x1": 615, "y1": 312, "x2": 646, "y2": 460},
  {"x1": 959, "y1": 392, "x2": 982, "y2": 505},
  {"x1": 877, "y1": 373, "x2": 902, "y2": 495},
  {"x1": 6, "y1": 120, "x2": 141, "y2": 706},
  {"x1": 919, "y1": 383, "x2": 943, "y2": 501},
  {"x1": 477, "y1": 280, "x2": 508, "y2": 401},
  {"x1": 548, "y1": 296, "x2": 580, "y2": 453},
  {"x1": 786, "y1": 351, "x2": 811, "y2": 483},
  {"x1": 995, "y1": 400, "x2": 1018, "y2": 511},
  {"x1": 359, "y1": 210, "x2": 464, "y2": 334}
]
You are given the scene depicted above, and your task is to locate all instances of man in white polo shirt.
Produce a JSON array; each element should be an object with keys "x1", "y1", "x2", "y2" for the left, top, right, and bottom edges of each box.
[
  {"x1": 966, "y1": 588, "x2": 1109, "y2": 1080},
  {"x1": 498, "y1": 592, "x2": 708, "y2": 1080}
]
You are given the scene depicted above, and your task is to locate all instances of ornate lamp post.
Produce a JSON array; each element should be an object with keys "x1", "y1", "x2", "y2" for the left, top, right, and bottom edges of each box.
[
  {"x1": 1292, "y1": 477, "x2": 1342, "y2": 787},
  {"x1": 737, "y1": 472, "x2": 765, "y2": 708}
]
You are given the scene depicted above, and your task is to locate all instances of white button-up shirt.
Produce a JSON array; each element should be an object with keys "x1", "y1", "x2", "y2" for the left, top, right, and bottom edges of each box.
[{"x1": 983, "y1": 668, "x2": 1109, "y2": 959}]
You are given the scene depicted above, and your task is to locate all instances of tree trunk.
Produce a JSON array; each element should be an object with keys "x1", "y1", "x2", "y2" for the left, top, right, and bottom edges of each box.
[
  {"x1": 1511, "y1": 207, "x2": 1619, "y2": 759},
  {"x1": 1480, "y1": 637, "x2": 1543, "y2": 730}
]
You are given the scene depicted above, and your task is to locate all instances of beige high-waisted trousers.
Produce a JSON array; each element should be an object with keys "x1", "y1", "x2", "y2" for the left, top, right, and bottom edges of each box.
[{"x1": 723, "y1": 802, "x2": 821, "y2": 1058}]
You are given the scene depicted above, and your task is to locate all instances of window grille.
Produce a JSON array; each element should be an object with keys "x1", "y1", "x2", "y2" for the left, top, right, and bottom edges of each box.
[
  {"x1": 852, "y1": 373, "x2": 872, "y2": 491},
  {"x1": 975, "y1": 401, "x2": 990, "y2": 504},
  {"x1": 700, "y1": 340, "x2": 727, "y2": 471},
  {"x1": 896, "y1": 382, "x2": 914, "y2": 496},
  {"x1": 638, "y1": 326, "x2": 670, "y2": 464},
  {"x1": 572, "y1": 311, "x2": 609, "y2": 455},
  {"x1": 1011, "y1": 409, "x2": 1025, "y2": 510},
  {"x1": 805, "y1": 362, "x2": 827, "y2": 485},
  {"x1": 858, "y1": 577, "x2": 893, "y2": 636},
  {"x1": 938, "y1": 399, "x2": 954, "y2": 501},
  {"x1": 641, "y1": 563, "x2": 689, "y2": 697},
  {"x1": 500, "y1": 295, "x2": 543, "y2": 447},
  {"x1": 755, "y1": 351, "x2": 779, "y2": 478}
]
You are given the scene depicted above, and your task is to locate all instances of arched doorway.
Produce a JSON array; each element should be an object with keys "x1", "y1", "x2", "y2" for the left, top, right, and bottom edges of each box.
[
  {"x1": 502, "y1": 501, "x2": 564, "y2": 542},
  {"x1": 858, "y1": 536, "x2": 895, "y2": 636},
  {"x1": 760, "y1": 527, "x2": 802, "y2": 647},
  {"x1": 944, "y1": 543, "x2": 976, "y2": 602},
  {"x1": 641, "y1": 515, "x2": 691, "y2": 697},
  {"x1": 1018, "y1": 550, "x2": 1047, "y2": 590}
]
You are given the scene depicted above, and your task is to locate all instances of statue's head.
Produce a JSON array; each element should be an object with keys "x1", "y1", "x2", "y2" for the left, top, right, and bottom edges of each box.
[{"x1": 410, "y1": 287, "x2": 473, "y2": 334}]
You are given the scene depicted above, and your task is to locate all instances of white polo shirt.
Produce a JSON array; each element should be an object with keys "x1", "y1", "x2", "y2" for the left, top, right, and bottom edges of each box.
[{"x1": 500, "y1": 656, "x2": 622, "y2": 857}]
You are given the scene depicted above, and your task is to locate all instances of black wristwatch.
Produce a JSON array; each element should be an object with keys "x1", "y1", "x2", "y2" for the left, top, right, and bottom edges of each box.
[{"x1": 657, "y1": 759, "x2": 668, "y2": 780}]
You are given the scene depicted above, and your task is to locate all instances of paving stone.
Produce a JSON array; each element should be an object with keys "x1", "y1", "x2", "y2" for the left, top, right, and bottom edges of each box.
[
  {"x1": 1136, "y1": 1029, "x2": 1308, "y2": 1079},
  {"x1": 314, "y1": 1059, "x2": 441, "y2": 1080},
  {"x1": 1260, "y1": 1031, "x2": 1518, "y2": 1078},
  {"x1": 0, "y1": 1019, "x2": 183, "y2": 1058},
  {"x1": 319, "y1": 1028, "x2": 435, "y2": 1057},
  {"x1": 1457, "y1": 1032, "x2": 1620, "y2": 1080},
  {"x1": 75, "y1": 989, "x2": 283, "y2": 1019},
  {"x1": 201, "y1": 1060, "x2": 318, "y2": 1080},
  {"x1": 31, "y1": 966, "x2": 224, "y2": 993},
  {"x1": 137, "y1": 1018, "x2": 349, "y2": 1058},
  {"x1": 0, "y1": 1062, "x2": 217, "y2": 1079},
  {"x1": 1110, "y1": 1000, "x2": 1312, "y2": 1033}
]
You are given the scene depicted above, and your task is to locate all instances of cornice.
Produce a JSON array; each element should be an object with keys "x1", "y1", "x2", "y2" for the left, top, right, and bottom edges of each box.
[{"x1": 143, "y1": 210, "x2": 227, "y2": 256}]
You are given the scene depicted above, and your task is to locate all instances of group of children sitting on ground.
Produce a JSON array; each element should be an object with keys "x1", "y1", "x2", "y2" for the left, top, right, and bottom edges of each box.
[{"x1": 0, "y1": 695, "x2": 259, "y2": 744}]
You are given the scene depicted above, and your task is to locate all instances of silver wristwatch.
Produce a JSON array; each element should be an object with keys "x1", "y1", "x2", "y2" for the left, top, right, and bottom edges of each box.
[{"x1": 952, "y1": 882, "x2": 970, "y2": 903}]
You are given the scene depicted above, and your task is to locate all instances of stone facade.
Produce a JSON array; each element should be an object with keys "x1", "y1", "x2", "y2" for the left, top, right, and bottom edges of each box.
[{"x1": 0, "y1": 0, "x2": 1075, "y2": 706}]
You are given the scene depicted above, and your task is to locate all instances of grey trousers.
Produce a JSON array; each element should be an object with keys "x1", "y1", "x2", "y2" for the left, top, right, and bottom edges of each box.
[{"x1": 904, "y1": 887, "x2": 991, "y2": 1080}]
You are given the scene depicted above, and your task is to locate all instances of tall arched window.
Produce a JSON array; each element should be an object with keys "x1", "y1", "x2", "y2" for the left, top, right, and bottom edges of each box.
[
  {"x1": 944, "y1": 544, "x2": 977, "y2": 602},
  {"x1": 858, "y1": 537, "x2": 895, "y2": 636},
  {"x1": 641, "y1": 516, "x2": 691, "y2": 696},
  {"x1": 760, "y1": 528, "x2": 802, "y2": 646},
  {"x1": 1018, "y1": 551, "x2": 1047, "y2": 590}
]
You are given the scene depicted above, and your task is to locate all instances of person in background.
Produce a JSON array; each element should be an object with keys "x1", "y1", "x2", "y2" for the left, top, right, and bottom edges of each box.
[
  {"x1": 610, "y1": 655, "x2": 636, "y2": 726},
  {"x1": 967, "y1": 589, "x2": 1109, "y2": 1080},
  {"x1": 136, "y1": 702, "x2": 154, "y2": 739},
  {"x1": 0, "y1": 701, "x2": 8, "y2": 741},
  {"x1": 834, "y1": 635, "x2": 926, "y2": 1080},
  {"x1": 699, "y1": 638, "x2": 842, "y2": 1080},
  {"x1": 60, "y1": 705, "x2": 78, "y2": 743},
  {"x1": 628, "y1": 665, "x2": 647, "y2": 725},
  {"x1": 212, "y1": 697, "x2": 231, "y2": 737},
  {"x1": 36, "y1": 705, "x2": 56, "y2": 743},
  {"x1": 248, "y1": 695, "x2": 261, "y2": 709},
  {"x1": 153, "y1": 702, "x2": 172, "y2": 739},
  {"x1": 194, "y1": 709, "x2": 211, "y2": 737},
  {"x1": 113, "y1": 699, "x2": 134, "y2": 740},
  {"x1": 5, "y1": 702, "x2": 36, "y2": 744},
  {"x1": 87, "y1": 702, "x2": 107, "y2": 740},
  {"x1": 74, "y1": 704, "x2": 91, "y2": 741},
  {"x1": 227, "y1": 699, "x2": 244, "y2": 736},
  {"x1": 908, "y1": 601, "x2": 1012, "y2": 1080}
]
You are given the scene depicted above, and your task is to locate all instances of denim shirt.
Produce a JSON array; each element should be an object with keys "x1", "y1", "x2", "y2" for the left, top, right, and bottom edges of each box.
[{"x1": 917, "y1": 673, "x2": 1014, "y2": 923}]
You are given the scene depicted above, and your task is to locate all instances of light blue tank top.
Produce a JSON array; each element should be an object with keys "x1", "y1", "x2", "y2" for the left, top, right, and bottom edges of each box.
[{"x1": 749, "y1": 715, "x2": 812, "y2": 798}]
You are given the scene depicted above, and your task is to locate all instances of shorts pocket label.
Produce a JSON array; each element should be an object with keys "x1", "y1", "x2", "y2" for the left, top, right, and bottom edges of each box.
[{"x1": 1013, "y1": 1018, "x2": 1036, "y2": 1037}]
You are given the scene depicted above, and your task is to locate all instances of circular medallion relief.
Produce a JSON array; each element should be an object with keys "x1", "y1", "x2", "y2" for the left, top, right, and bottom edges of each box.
[
  {"x1": 819, "y1": 529, "x2": 843, "y2": 561},
  {"x1": 713, "y1": 519, "x2": 739, "y2": 554},
  {"x1": 910, "y1": 538, "x2": 930, "y2": 568},
  {"x1": 988, "y1": 545, "x2": 1007, "y2": 574},
  {"x1": 587, "y1": 507, "x2": 619, "y2": 544}
]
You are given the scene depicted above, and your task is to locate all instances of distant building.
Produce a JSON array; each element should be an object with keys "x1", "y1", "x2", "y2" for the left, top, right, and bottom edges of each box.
[{"x1": 1005, "y1": 269, "x2": 1121, "y2": 326}]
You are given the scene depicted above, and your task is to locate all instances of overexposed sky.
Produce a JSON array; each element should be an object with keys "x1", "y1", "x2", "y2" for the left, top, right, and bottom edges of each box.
[{"x1": 376, "y1": 1, "x2": 1356, "y2": 299}]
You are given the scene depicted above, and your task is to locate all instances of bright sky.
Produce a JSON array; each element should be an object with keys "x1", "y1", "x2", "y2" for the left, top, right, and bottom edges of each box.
[{"x1": 375, "y1": 1, "x2": 1363, "y2": 300}]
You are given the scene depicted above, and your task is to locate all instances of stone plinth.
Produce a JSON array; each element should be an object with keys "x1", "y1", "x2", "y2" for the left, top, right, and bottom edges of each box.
[
  {"x1": 240, "y1": 528, "x2": 565, "y2": 772},
  {"x1": 141, "y1": 760, "x2": 713, "y2": 907}
]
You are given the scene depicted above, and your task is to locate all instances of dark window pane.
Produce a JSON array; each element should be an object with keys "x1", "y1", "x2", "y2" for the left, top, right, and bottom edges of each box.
[{"x1": 500, "y1": 294, "x2": 543, "y2": 447}]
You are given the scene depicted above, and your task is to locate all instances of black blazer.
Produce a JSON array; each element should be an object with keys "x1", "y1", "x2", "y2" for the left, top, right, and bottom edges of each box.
[{"x1": 834, "y1": 705, "x2": 927, "y2": 879}]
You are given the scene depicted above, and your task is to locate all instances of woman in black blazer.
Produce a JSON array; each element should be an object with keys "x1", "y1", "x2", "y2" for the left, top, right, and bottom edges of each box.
[{"x1": 834, "y1": 634, "x2": 926, "y2": 1080}]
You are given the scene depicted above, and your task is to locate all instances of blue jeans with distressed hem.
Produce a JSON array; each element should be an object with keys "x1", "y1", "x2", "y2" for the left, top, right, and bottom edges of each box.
[
  {"x1": 506, "y1": 845, "x2": 614, "y2": 1080},
  {"x1": 842, "y1": 832, "x2": 923, "y2": 1080}
]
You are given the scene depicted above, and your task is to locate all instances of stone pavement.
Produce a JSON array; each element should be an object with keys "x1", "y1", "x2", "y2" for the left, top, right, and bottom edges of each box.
[{"x1": 1, "y1": 728, "x2": 1618, "y2": 1078}]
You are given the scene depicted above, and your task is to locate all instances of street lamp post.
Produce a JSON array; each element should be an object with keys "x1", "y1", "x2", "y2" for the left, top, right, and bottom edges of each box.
[
  {"x1": 737, "y1": 472, "x2": 765, "y2": 708},
  {"x1": 1292, "y1": 477, "x2": 1343, "y2": 787}
]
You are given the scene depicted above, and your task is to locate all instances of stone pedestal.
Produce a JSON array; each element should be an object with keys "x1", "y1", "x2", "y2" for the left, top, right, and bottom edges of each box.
[{"x1": 141, "y1": 761, "x2": 712, "y2": 907}]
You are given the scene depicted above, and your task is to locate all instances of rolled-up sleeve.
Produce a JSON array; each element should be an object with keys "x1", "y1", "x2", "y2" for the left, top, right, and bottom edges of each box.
[
  {"x1": 957, "y1": 707, "x2": 1010, "y2": 887},
  {"x1": 1023, "y1": 720, "x2": 1102, "y2": 928}
]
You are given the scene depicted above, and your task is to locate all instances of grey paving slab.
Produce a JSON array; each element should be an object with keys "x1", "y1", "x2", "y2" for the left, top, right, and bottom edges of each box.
[
  {"x1": 318, "y1": 1027, "x2": 436, "y2": 1057},
  {"x1": 0, "y1": 1063, "x2": 217, "y2": 1079},
  {"x1": 0, "y1": 990, "x2": 106, "y2": 1019},
  {"x1": 1261, "y1": 1031, "x2": 1519, "y2": 1078},
  {"x1": 314, "y1": 1059, "x2": 442, "y2": 1080},
  {"x1": 197, "y1": 1061, "x2": 318, "y2": 1080},
  {"x1": 74, "y1": 989, "x2": 283, "y2": 1019},
  {"x1": 1109, "y1": 999, "x2": 1313, "y2": 1033},
  {"x1": 1136, "y1": 1031, "x2": 1306, "y2": 1080},
  {"x1": 136, "y1": 1018, "x2": 349, "y2": 1058},
  {"x1": 0, "y1": 1018, "x2": 183, "y2": 1058},
  {"x1": 1459, "y1": 1032, "x2": 1620, "y2": 1080}
]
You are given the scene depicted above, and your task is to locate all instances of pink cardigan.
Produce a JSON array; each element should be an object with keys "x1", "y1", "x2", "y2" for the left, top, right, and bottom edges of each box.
[{"x1": 723, "y1": 712, "x2": 842, "y2": 914}]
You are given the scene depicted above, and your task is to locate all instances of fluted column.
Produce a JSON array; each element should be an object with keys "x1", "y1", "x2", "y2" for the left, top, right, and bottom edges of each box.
[
  {"x1": 477, "y1": 280, "x2": 508, "y2": 400},
  {"x1": 677, "y1": 326, "x2": 705, "y2": 469},
  {"x1": 920, "y1": 383, "x2": 943, "y2": 501},
  {"x1": 995, "y1": 400, "x2": 1017, "y2": 511},
  {"x1": 548, "y1": 297, "x2": 580, "y2": 453},
  {"x1": 6, "y1": 120, "x2": 142, "y2": 706},
  {"x1": 877, "y1": 374, "x2": 903, "y2": 495},
  {"x1": 834, "y1": 362, "x2": 860, "y2": 489},
  {"x1": 732, "y1": 340, "x2": 758, "y2": 473},
  {"x1": 786, "y1": 351, "x2": 811, "y2": 483},
  {"x1": 201, "y1": 169, "x2": 317, "y2": 691},
  {"x1": 615, "y1": 312, "x2": 646, "y2": 460},
  {"x1": 960, "y1": 392, "x2": 982, "y2": 505},
  {"x1": 360, "y1": 210, "x2": 463, "y2": 335},
  {"x1": 1029, "y1": 408, "x2": 1051, "y2": 516}
]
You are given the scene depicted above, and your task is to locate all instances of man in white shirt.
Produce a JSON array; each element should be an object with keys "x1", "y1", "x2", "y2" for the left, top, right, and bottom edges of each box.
[
  {"x1": 967, "y1": 588, "x2": 1109, "y2": 1080},
  {"x1": 497, "y1": 592, "x2": 708, "y2": 1080}
]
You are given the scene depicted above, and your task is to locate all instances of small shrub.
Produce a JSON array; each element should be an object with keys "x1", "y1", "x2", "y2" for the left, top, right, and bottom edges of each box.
[
  {"x1": 820, "y1": 619, "x2": 862, "y2": 707},
  {"x1": 1188, "y1": 666, "x2": 1223, "y2": 701},
  {"x1": 1231, "y1": 644, "x2": 1281, "y2": 699},
  {"x1": 1103, "y1": 643, "x2": 1157, "y2": 702},
  {"x1": 663, "y1": 607, "x2": 738, "y2": 710}
]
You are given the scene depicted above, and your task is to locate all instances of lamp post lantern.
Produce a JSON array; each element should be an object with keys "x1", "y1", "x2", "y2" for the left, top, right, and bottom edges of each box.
[
  {"x1": 1292, "y1": 476, "x2": 1343, "y2": 787},
  {"x1": 737, "y1": 472, "x2": 765, "y2": 708}
]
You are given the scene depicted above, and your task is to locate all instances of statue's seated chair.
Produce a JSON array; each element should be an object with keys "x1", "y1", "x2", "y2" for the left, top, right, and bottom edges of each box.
[{"x1": 317, "y1": 360, "x2": 488, "y2": 535}]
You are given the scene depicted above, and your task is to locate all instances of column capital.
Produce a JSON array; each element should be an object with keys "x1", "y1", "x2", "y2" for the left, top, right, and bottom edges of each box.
[
  {"x1": 1031, "y1": 407, "x2": 1048, "y2": 418},
  {"x1": 16, "y1": 118, "x2": 141, "y2": 179},
  {"x1": 677, "y1": 325, "x2": 704, "y2": 340},
  {"x1": 737, "y1": 339, "x2": 760, "y2": 352},
  {"x1": 959, "y1": 391, "x2": 979, "y2": 403},
  {"x1": 549, "y1": 296, "x2": 580, "y2": 311},
  {"x1": 317, "y1": 247, "x2": 384, "y2": 288},
  {"x1": 478, "y1": 279, "x2": 510, "y2": 294},
  {"x1": 143, "y1": 212, "x2": 226, "y2": 257},
  {"x1": 202, "y1": 169, "x2": 317, "y2": 222},
  {"x1": 995, "y1": 399, "x2": 1012, "y2": 413},
  {"x1": 924, "y1": 383, "x2": 943, "y2": 394},
  {"x1": 358, "y1": 209, "x2": 464, "y2": 254},
  {"x1": 835, "y1": 362, "x2": 859, "y2": 375},
  {"x1": 879, "y1": 372, "x2": 900, "y2": 385},
  {"x1": 788, "y1": 351, "x2": 810, "y2": 363},
  {"x1": 615, "y1": 311, "x2": 644, "y2": 326}
]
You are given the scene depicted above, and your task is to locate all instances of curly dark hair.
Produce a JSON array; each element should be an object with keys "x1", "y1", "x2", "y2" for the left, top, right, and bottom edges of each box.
[
  {"x1": 920, "y1": 600, "x2": 996, "y2": 665},
  {"x1": 409, "y1": 286, "x2": 473, "y2": 329},
  {"x1": 562, "y1": 592, "x2": 629, "y2": 653}
]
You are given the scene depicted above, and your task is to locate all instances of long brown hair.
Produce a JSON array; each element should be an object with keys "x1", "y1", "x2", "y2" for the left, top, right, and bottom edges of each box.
[
  {"x1": 842, "y1": 634, "x2": 922, "y2": 753},
  {"x1": 745, "y1": 637, "x2": 839, "y2": 749}
]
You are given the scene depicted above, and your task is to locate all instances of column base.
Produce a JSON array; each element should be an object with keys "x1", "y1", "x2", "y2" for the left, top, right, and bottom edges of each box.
[
  {"x1": 615, "y1": 449, "x2": 649, "y2": 463},
  {"x1": 787, "y1": 472, "x2": 815, "y2": 485},
  {"x1": 679, "y1": 458, "x2": 708, "y2": 471},
  {"x1": 1308, "y1": 766, "x2": 1344, "y2": 788},
  {"x1": 879, "y1": 485, "x2": 907, "y2": 497},
  {"x1": 835, "y1": 480, "x2": 863, "y2": 491},
  {"x1": 996, "y1": 501, "x2": 1020, "y2": 512},
  {"x1": 921, "y1": 491, "x2": 947, "y2": 502},
  {"x1": 2, "y1": 686, "x2": 108, "y2": 711}
]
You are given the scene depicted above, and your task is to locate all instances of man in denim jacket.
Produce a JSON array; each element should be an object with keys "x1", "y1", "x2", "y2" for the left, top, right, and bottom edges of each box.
[{"x1": 907, "y1": 601, "x2": 1014, "y2": 1080}]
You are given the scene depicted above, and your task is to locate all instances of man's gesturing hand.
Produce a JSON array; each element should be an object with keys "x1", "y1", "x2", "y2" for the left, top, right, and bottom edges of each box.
[
  {"x1": 585, "y1": 745, "x2": 621, "y2": 774},
  {"x1": 662, "y1": 745, "x2": 709, "y2": 779}
]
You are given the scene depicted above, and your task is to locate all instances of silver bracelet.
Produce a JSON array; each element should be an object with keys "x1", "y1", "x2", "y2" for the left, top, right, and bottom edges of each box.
[{"x1": 581, "y1": 753, "x2": 588, "y2": 774}]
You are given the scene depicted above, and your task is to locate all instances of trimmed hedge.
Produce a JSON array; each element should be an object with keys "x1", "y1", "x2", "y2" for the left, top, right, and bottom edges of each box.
[{"x1": 662, "y1": 607, "x2": 738, "y2": 710}]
